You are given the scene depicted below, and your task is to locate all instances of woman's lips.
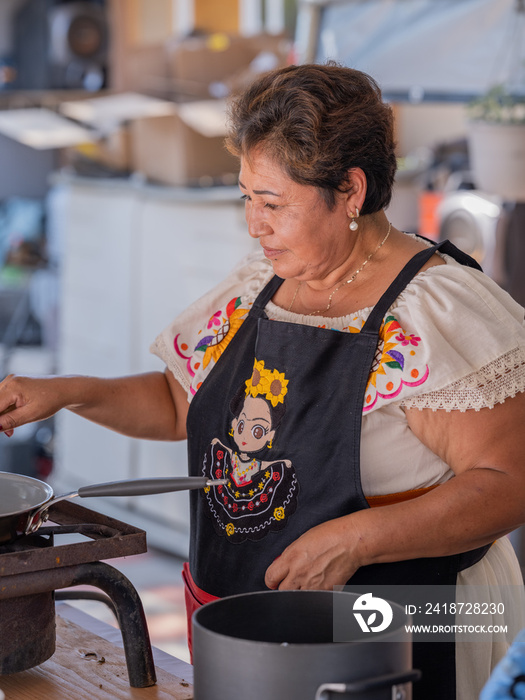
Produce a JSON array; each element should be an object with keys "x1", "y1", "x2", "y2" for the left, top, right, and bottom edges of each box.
[{"x1": 262, "y1": 246, "x2": 286, "y2": 259}]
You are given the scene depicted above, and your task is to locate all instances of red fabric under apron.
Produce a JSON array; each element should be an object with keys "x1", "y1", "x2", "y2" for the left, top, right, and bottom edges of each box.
[{"x1": 181, "y1": 562, "x2": 219, "y2": 661}]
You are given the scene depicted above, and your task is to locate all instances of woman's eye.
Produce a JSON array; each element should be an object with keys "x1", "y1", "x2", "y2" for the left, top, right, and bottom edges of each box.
[
  {"x1": 240, "y1": 193, "x2": 276, "y2": 210},
  {"x1": 252, "y1": 425, "x2": 265, "y2": 439},
  {"x1": 237, "y1": 420, "x2": 244, "y2": 434}
]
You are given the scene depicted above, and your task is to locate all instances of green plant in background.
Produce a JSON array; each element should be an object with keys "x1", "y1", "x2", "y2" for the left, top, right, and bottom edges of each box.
[{"x1": 468, "y1": 85, "x2": 525, "y2": 124}]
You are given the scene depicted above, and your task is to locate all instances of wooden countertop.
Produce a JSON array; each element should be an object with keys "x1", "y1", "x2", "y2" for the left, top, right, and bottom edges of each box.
[{"x1": 0, "y1": 607, "x2": 194, "y2": 700}]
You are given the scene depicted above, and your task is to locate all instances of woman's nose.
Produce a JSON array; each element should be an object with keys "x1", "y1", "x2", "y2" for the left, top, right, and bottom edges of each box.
[{"x1": 246, "y1": 206, "x2": 271, "y2": 238}]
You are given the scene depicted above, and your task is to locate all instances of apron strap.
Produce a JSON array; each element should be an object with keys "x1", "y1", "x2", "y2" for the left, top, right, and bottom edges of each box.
[
  {"x1": 361, "y1": 239, "x2": 482, "y2": 336},
  {"x1": 421, "y1": 236, "x2": 483, "y2": 271},
  {"x1": 250, "y1": 274, "x2": 285, "y2": 317}
]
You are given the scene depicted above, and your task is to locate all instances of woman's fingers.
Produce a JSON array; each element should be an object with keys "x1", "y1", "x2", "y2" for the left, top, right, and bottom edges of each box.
[
  {"x1": 0, "y1": 403, "x2": 16, "y2": 434},
  {"x1": 0, "y1": 403, "x2": 17, "y2": 416},
  {"x1": 265, "y1": 517, "x2": 361, "y2": 591},
  {"x1": 0, "y1": 374, "x2": 61, "y2": 432},
  {"x1": 0, "y1": 404, "x2": 32, "y2": 434},
  {"x1": 0, "y1": 378, "x2": 24, "y2": 433},
  {"x1": 265, "y1": 556, "x2": 288, "y2": 590}
]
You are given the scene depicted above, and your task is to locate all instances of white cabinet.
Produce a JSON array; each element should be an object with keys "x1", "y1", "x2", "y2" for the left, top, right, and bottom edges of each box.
[{"x1": 50, "y1": 177, "x2": 254, "y2": 555}]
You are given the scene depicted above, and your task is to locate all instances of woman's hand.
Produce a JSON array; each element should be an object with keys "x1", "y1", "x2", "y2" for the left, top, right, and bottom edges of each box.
[
  {"x1": 0, "y1": 374, "x2": 69, "y2": 436},
  {"x1": 264, "y1": 516, "x2": 363, "y2": 590}
]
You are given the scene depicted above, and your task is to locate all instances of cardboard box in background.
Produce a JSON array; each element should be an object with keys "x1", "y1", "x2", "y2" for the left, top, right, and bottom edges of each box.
[
  {"x1": 56, "y1": 92, "x2": 176, "y2": 175},
  {"x1": 118, "y1": 43, "x2": 170, "y2": 96},
  {"x1": 59, "y1": 91, "x2": 239, "y2": 186},
  {"x1": 57, "y1": 92, "x2": 239, "y2": 186},
  {"x1": 166, "y1": 32, "x2": 292, "y2": 99},
  {"x1": 56, "y1": 33, "x2": 292, "y2": 184},
  {"x1": 130, "y1": 100, "x2": 239, "y2": 187},
  {"x1": 60, "y1": 125, "x2": 132, "y2": 172}
]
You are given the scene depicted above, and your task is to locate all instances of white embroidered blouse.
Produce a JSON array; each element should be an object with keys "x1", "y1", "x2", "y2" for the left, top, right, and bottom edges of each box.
[{"x1": 150, "y1": 246, "x2": 525, "y2": 498}]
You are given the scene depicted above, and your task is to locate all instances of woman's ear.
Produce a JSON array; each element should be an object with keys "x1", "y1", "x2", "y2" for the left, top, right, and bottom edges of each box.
[{"x1": 343, "y1": 167, "x2": 367, "y2": 217}]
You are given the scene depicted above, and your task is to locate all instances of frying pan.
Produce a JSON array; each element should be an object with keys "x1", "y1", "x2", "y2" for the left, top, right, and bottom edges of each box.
[{"x1": 0, "y1": 471, "x2": 226, "y2": 544}]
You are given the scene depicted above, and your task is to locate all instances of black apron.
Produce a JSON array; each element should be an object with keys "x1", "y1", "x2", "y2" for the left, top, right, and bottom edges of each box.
[{"x1": 186, "y1": 240, "x2": 490, "y2": 700}]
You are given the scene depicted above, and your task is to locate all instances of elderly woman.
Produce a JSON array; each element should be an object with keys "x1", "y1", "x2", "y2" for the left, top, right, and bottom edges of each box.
[{"x1": 1, "y1": 64, "x2": 525, "y2": 699}]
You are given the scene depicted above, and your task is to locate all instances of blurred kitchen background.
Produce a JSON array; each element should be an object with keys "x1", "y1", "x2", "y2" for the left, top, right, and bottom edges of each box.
[{"x1": 1, "y1": 0, "x2": 525, "y2": 574}]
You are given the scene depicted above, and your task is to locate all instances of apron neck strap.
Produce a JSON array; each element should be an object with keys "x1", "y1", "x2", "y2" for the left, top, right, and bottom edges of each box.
[
  {"x1": 361, "y1": 239, "x2": 482, "y2": 335},
  {"x1": 251, "y1": 275, "x2": 284, "y2": 317}
]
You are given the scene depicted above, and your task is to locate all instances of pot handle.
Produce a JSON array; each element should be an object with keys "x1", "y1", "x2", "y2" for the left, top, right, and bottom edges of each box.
[{"x1": 315, "y1": 669, "x2": 421, "y2": 700}]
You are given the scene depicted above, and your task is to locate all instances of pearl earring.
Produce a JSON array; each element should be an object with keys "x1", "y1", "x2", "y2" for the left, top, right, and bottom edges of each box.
[{"x1": 349, "y1": 207, "x2": 360, "y2": 231}]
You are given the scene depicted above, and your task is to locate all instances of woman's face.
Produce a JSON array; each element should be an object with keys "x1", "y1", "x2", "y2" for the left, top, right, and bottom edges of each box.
[
  {"x1": 239, "y1": 148, "x2": 354, "y2": 283},
  {"x1": 231, "y1": 395, "x2": 275, "y2": 453}
]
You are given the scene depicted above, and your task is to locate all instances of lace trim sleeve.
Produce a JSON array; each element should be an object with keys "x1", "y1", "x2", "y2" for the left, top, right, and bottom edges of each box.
[{"x1": 401, "y1": 346, "x2": 525, "y2": 412}]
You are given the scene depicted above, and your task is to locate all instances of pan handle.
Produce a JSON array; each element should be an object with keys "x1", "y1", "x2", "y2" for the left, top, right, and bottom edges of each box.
[
  {"x1": 25, "y1": 477, "x2": 226, "y2": 535},
  {"x1": 76, "y1": 476, "x2": 226, "y2": 498},
  {"x1": 25, "y1": 491, "x2": 78, "y2": 535},
  {"x1": 315, "y1": 670, "x2": 421, "y2": 700}
]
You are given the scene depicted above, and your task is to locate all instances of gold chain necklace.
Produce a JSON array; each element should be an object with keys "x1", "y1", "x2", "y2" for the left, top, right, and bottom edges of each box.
[{"x1": 287, "y1": 221, "x2": 392, "y2": 316}]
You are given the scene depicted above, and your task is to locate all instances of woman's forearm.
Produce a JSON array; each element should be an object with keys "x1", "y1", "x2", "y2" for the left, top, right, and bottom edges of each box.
[
  {"x1": 67, "y1": 372, "x2": 186, "y2": 440},
  {"x1": 367, "y1": 394, "x2": 525, "y2": 564},
  {"x1": 0, "y1": 371, "x2": 188, "y2": 441},
  {"x1": 351, "y1": 468, "x2": 522, "y2": 568}
]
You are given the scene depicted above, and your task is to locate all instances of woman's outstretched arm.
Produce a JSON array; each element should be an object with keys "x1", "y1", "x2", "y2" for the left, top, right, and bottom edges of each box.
[{"x1": 0, "y1": 369, "x2": 189, "y2": 441}]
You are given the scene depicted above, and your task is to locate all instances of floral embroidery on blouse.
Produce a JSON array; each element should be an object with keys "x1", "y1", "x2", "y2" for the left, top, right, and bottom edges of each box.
[
  {"x1": 174, "y1": 297, "x2": 251, "y2": 395},
  {"x1": 175, "y1": 300, "x2": 428, "y2": 407},
  {"x1": 363, "y1": 314, "x2": 429, "y2": 412}
]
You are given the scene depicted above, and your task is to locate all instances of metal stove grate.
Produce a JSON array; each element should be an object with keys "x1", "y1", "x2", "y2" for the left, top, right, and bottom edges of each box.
[{"x1": 0, "y1": 501, "x2": 156, "y2": 687}]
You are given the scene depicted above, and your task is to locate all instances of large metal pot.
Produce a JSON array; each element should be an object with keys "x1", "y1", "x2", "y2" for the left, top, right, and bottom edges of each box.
[
  {"x1": 0, "y1": 471, "x2": 225, "y2": 544},
  {"x1": 193, "y1": 589, "x2": 420, "y2": 700}
]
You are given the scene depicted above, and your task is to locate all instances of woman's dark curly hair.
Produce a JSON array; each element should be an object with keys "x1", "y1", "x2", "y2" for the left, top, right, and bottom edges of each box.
[{"x1": 226, "y1": 62, "x2": 397, "y2": 215}]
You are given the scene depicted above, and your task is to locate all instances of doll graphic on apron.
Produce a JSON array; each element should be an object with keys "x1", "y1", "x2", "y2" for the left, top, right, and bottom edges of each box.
[{"x1": 200, "y1": 360, "x2": 298, "y2": 544}]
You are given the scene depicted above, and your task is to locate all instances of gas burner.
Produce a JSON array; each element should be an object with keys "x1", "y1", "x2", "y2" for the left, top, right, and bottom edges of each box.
[{"x1": 0, "y1": 501, "x2": 156, "y2": 687}]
